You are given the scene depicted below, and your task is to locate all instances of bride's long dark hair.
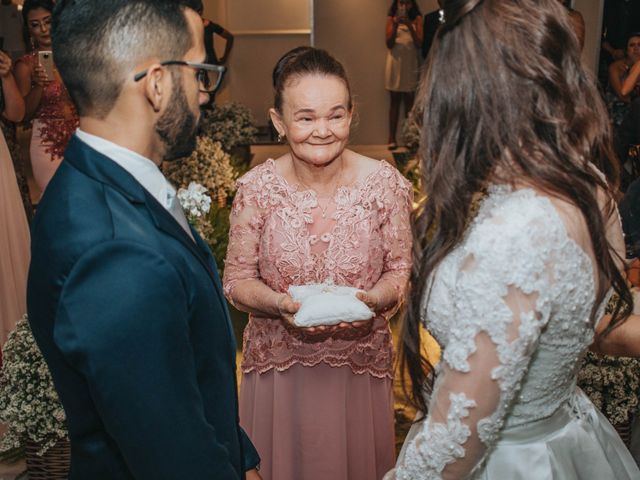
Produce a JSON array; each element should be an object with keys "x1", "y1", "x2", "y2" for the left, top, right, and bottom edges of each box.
[{"x1": 401, "y1": 0, "x2": 632, "y2": 415}]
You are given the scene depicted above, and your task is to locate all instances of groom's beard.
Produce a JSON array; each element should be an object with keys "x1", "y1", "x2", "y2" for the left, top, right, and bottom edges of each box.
[{"x1": 156, "y1": 76, "x2": 199, "y2": 162}]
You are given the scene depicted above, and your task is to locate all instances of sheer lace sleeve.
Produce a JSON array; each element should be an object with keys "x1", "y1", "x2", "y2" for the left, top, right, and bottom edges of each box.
[
  {"x1": 371, "y1": 168, "x2": 413, "y2": 311},
  {"x1": 396, "y1": 195, "x2": 561, "y2": 479},
  {"x1": 222, "y1": 171, "x2": 267, "y2": 302}
]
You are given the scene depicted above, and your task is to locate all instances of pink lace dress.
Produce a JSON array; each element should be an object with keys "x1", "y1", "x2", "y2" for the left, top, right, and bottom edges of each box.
[
  {"x1": 19, "y1": 52, "x2": 78, "y2": 193},
  {"x1": 224, "y1": 159, "x2": 413, "y2": 480}
]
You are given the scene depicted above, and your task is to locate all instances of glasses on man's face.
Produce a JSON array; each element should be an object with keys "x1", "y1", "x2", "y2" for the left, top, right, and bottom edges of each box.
[{"x1": 133, "y1": 60, "x2": 226, "y2": 94}]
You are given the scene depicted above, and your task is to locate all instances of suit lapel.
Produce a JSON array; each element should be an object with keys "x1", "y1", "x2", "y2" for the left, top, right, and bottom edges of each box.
[
  {"x1": 65, "y1": 135, "x2": 228, "y2": 308},
  {"x1": 143, "y1": 190, "x2": 237, "y2": 358}
]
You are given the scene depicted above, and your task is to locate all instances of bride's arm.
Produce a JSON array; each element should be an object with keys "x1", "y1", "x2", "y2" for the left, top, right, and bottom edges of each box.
[{"x1": 394, "y1": 207, "x2": 556, "y2": 479}]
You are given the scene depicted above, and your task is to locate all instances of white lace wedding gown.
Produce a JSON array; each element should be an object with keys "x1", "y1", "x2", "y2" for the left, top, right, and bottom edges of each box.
[{"x1": 393, "y1": 186, "x2": 640, "y2": 479}]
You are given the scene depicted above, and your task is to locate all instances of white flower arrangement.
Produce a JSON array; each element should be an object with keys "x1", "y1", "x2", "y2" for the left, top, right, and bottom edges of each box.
[{"x1": 0, "y1": 315, "x2": 68, "y2": 456}]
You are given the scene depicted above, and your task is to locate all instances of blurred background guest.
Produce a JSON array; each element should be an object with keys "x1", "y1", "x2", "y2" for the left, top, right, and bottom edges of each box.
[
  {"x1": 602, "y1": 0, "x2": 640, "y2": 64},
  {"x1": 14, "y1": 0, "x2": 78, "y2": 197},
  {"x1": 0, "y1": 47, "x2": 30, "y2": 348},
  {"x1": 0, "y1": 41, "x2": 32, "y2": 220},
  {"x1": 600, "y1": 0, "x2": 640, "y2": 88},
  {"x1": 385, "y1": 0, "x2": 422, "y2": 150},
  {"x1": 188, "y1": 0, "x2": 234, "y2": 66},
  {"x1": 605, "y1": 32, "x2": 640, "y2": 187}
]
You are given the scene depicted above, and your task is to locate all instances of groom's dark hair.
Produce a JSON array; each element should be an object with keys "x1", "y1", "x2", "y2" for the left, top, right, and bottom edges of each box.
[{"x1": 52, "y1": 0, "x2": 194, "y2": 118}]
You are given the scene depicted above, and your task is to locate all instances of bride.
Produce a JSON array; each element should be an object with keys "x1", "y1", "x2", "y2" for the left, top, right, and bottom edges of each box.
[{"x1": 388, "y1": 0, "x2": 640, "y2": 478}]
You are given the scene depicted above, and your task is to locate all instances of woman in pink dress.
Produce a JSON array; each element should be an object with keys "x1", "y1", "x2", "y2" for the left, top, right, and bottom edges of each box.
[
  {"x1": 15, "y1": 0, "x2": 78, "y2": 196},
  {"x1": 223, "y1": 47, "x2": 413, "y2": 480},
  {"x1": 0, "y1": 50, "x2": 30, "y2": 348}
]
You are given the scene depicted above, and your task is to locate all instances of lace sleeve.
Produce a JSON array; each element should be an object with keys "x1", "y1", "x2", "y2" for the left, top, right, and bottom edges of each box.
[
  {"x1": 222, "y1": 178, "x2": 265, "y2": 302},
  {"x1": 395, "y1": 199, "x2": 558, "y2": 479},
  {"x1": 374, "y1": 168, "x2": 413, "y2": 310}
]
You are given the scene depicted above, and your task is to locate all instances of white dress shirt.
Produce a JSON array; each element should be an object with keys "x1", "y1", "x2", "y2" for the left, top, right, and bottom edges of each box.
[{"x1": 75, "y1": 129, "x2": 177, "y2": 212}]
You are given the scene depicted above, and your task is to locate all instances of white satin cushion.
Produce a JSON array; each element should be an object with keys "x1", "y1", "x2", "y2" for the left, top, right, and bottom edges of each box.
[{"x1": 288, "y1": 283, "x2": 374, "y2": 327}]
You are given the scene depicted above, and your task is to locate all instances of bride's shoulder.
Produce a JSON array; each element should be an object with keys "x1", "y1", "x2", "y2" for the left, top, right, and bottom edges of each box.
[{"x1": 469, "y1": 187, "x2": 571, "y2": 252}]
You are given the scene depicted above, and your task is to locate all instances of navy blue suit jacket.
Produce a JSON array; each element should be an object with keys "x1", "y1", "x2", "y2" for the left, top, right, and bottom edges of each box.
[{"x1": 27, "y1": 136, "x2": 259, "y2": 479}]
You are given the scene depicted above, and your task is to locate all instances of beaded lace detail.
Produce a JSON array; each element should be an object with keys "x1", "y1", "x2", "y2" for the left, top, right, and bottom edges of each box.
[
  {"x1": 223, "y1": 159, "x2": 412, "y2": 378},
  {"x1": 19, "y1": 53, "x2": 78, "y2": 159},
  {"x1": 395, "y1": 187, "x2": 609, "y2": 479}
]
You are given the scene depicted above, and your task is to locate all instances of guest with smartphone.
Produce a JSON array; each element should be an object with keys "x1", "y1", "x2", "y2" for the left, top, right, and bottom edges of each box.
[
  {"x1": 14, "y1": 0, "x2": 77, "y2": 197},
  {"x1": 385, "y1": 0, "x2": 423, "y2": 150}
]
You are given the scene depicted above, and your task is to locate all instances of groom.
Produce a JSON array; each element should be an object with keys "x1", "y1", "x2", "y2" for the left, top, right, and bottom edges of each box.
[{"x1": 27, "y1": 1, "x2": 260, "y2": 478}]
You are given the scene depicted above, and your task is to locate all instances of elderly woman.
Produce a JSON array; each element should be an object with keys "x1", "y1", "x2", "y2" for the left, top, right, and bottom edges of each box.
[
  {"x1": 223, "y1": 47, "x2": 412, "y2": 480},
  {"x1": 389, "y1": 0, "x2": 639, "y2": 479}
]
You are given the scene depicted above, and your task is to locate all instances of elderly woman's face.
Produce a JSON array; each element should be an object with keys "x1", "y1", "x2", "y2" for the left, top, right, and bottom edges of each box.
[
  {"x1": 277, "y1": 74, "x2": 352, "y2": 167},
  {"x1": 27, "y1": 8, "x2": 53, "y2": 49},
  {"x1": 628, "y1": 36, "x2": 640, "y2": 63}
]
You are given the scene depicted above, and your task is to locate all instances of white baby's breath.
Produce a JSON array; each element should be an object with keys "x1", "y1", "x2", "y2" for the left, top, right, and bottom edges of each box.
[{"x1": 0, "y1": 316, "x2": 68, "y2": 455}]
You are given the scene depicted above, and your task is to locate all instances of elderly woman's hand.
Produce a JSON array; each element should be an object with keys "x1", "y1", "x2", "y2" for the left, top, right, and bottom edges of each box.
[
  {"x1": 277, "y1": 294, "x2": 300, "y2": 327},
  {"x1": 277, "y1": 292, "x2": 374, "y2": 342}
]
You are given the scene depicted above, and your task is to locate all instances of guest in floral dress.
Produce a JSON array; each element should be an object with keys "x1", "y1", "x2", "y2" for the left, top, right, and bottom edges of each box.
[{"x1": 223, "y1": 47, "x2": 413, "y2": 480}]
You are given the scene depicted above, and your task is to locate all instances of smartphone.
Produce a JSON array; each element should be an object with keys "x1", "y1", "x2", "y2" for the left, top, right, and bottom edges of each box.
[{"x1": 38, "y1": 50, "x2": 54, "y2": 79}]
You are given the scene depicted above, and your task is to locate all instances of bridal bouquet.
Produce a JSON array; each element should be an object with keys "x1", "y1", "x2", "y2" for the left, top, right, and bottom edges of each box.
[{"x1": 0, "y1": 315, "x2": 68, "y2": 455}]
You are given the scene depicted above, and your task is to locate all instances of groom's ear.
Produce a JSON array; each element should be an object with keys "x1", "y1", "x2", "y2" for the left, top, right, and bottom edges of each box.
[{"x1": 142, "y1": 64, "x2": 171, "y2": 114}]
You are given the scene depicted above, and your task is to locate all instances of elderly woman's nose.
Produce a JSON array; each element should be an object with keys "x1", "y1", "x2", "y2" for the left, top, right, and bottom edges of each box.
[{"x1": 313, "y1": 119, "x2": 330, "y2": 136}]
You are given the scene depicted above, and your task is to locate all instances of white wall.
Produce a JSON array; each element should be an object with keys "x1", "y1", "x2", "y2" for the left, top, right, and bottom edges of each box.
[
  {"x1": 202, "y1": 0, "x2": 311, "y2": 124},
  {"x1": 203, "y1": 0, "x2": 604, "y2": 144}
]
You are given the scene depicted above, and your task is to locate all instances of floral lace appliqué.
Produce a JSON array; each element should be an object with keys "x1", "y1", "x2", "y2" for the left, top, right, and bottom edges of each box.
[{"x1": 223, "y1": 159, "x2": 413, "y2": 378}]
